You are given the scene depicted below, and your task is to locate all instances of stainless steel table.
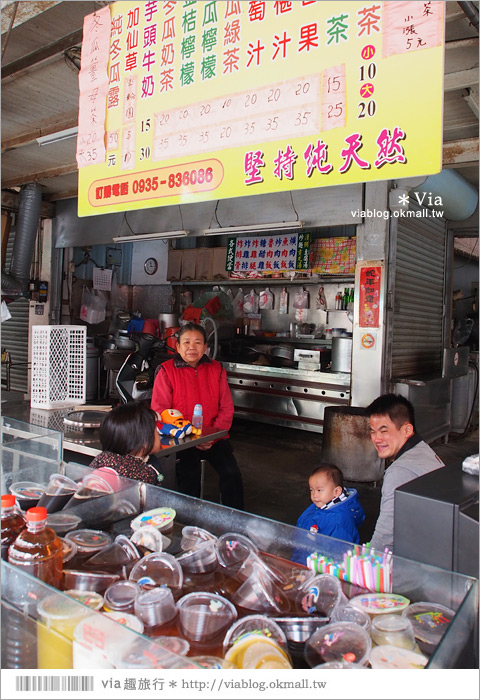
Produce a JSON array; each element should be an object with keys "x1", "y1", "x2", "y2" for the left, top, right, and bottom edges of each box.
[{"x1": 1, "y1": 401, "x2": 227, "y2": 460}]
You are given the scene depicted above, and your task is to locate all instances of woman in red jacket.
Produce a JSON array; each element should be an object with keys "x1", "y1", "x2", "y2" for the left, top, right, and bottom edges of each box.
[{"x1": 151, "y1": 322, "x2": 244, "y2": 510}]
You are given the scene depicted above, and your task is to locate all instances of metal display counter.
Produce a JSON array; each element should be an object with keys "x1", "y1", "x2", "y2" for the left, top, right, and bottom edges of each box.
[
  {"x1": 1, "y1": 423, "x2": 478, "y2": 670},
  {"x1": 224, "y1": 362, "x2": 351, "y2": 433}
]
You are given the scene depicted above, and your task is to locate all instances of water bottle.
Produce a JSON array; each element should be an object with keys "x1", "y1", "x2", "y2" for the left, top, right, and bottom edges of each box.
[
  {"x1": 1, "y1": 495, "x2": 26, "y2": 561},
  {"x1": 8, "y1": 506, "x2": 63, "y2": 589},
  {"x1": 192, "y1": 404, "x2": 203, "y2": 432}
]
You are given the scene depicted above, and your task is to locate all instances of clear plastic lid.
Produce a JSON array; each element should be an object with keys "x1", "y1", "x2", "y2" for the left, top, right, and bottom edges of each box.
[
  {"x1": 223, "y1": 614, "x2": 287, "y2": 654},
  {"x1": 65, "y1": 589, "x2": 104, "y2": 611},
  {"x1": 9, "y1": 482, "x2": 45, "y2": 500},
  {"x1": 348, "y1": 592, "x2": 410, "y2": 616},
  {"x1": 60, "y1": 537, "x2": 78, "y2": 563},
  {"x1": 369, "y1": 644, "x2": 428, "y2": 669},
  {"x1": 130, "y1": 525, "x2": 169, "y2": 553},
  {"x1": 129, "y1": 551, "x2": 183, "y2": 591},
  {"x1": 65, "y1": 529, "x2": 112, "y2": 554},
  {"x1": 130, "y1": 507, "x2": 176, "y2": 533},
  {"x1": 402, "y1": 601, "x2": 455, "y2": 646},
  {"x1": 215, "y1": 532, "x2": 258, "y2": 568},
  {"x1": 180, "y1": 525, "x2": 217, "y2": 551},
  {"x1": 47, "y1": 512, "x2": 82, "y2": 534},
  {"x1": 305, "y1": 622, "x2": 372, "y2": 667},
  {"x1": 104, "y1": 581, "x2": 141, "y2": 612}
]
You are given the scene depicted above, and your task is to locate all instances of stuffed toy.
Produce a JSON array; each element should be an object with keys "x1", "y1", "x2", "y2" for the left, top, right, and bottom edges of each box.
[{"x1": 156, "y1": 408, "x2": 202, "y2": 439}]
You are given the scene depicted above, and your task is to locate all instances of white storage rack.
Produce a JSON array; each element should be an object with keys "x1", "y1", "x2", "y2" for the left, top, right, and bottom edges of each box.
[{"x1": 31, "y1": 326, "x2": 86, "y2": 409}]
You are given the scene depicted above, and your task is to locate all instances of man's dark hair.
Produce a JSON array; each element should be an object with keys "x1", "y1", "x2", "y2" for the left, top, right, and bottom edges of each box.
[
  {"x1": 310, "y1": 463, "x2": 344, "y2": 489},
  {"x1": 365, "y1": 393, "x2": 416, "y2": 431},
  {"x1": 177, "y1": 322, "x2": 207, "y2": 343},
  {"x1": 99, "y1": 401, "x2": 157, "y2": 456}
]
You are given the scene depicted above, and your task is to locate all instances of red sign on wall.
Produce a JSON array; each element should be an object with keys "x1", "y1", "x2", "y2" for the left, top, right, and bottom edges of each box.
[{"x1": 359, "y1": 266, "x2": 381, "y2": 328}]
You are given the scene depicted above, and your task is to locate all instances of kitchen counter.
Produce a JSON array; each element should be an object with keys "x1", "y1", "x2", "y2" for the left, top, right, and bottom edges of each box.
[
  {"x1": 1, "y1": 400, "x2": 227, "y2": 461},
  {"x1": 222, "y1": 361, "x2": 351, "y2": 433}
]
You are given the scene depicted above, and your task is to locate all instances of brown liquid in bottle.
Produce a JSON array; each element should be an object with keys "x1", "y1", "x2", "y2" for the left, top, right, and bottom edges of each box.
[
  {"x1": 1, "y1": 496, "x2": 26, "y2": 561},
  {"x1": 8, "y1": 507, "x2": 63, "y2": 589}
]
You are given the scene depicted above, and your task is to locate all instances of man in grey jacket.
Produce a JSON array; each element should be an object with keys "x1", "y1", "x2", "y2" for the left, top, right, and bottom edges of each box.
[{"x1": 366, "y1": 394, "x2": 444, "y2": 552}]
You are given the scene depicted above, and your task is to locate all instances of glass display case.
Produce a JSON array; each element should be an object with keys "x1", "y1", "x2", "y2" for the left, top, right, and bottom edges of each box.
[
  {"x1": 1, "y1": 416, "x2": 63, "y2": 486},
  {"x1": 1, "y1": 426, "x2": 478, "y2": 670}
]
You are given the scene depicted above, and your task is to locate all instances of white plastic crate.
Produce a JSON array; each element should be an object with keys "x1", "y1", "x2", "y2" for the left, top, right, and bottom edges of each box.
[{"x1": 31, "y1": 326, "x2": 86, "y2": 409}]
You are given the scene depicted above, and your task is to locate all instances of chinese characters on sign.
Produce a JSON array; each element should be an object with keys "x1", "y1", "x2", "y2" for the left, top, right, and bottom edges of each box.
[
  {"x1": 226, "y1": 233, "x2": 311, "y2": 273},
  {"x1": 77, "y1": 1, "x2": 445, "y2": 216},
  {"x1": 359, "y1": 265, "x2": 381, "y2": 328}
]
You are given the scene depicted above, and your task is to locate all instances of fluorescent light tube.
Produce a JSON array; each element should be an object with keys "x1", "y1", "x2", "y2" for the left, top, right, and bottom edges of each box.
[
  {"x1": 112, "y1": 230, "x2": 189, "y2": 243},
  {"x1": 201, "y1": 221, "x2": 303, "y2": 236},
  {"x1": 36, "y1": 127, "x2": 79, "y2": 146}
]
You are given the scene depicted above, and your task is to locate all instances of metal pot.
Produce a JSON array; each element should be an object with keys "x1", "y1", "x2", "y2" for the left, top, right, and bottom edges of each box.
[
  {"x1": 271, "y1": 344, "x2": 295, "y2": 367},
  {"x1": 158, "y1": 313, "x2": 179, "y2": 335},
  {"x1": 114, "y1": 334, "x2": 136, "y2": 350}
]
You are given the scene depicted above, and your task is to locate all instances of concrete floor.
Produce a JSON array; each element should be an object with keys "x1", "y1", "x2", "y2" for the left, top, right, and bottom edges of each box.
[{"x1": 202, "y1": 417, "x2": 479, "y2": 544}]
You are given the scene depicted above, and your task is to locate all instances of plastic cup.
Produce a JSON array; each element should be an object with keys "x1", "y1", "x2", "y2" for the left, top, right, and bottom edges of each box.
[
  {"x1": 215, "y1": 532, "x2": 258, "y2": 569},
  {"x1": 65, "y1": 590, "x2": 104, "y2": 611},
  {"x1": 63, "y1": 569, "x2": 120, "y2": 593},
  {"x1": 191, "y1": 655, "x2": 237, "y2": 669},
  {"x1": 176, "y1": 592, "x2": 237, "y2": 643},
  {"x1": 73, "y1": 611, "x2": 142, "y2": 669},
  {"x1": 176, "y1": 539, "x2": 218, "y2": 574},
  {"x1": 313, "y1": 660, "x2": 369, "y2": 669},
  {"x1": 232, "y1": 568, "x2": 290, "y2": 614},
  {"x1": 47, "y1": 512, "x2": 82, "y2": 536},
  {"x1": 9, "y1": 481, "x2": 46, "y2": 511},
  {"x1": 331, "y1": 603, "x2": 372, "y2": 632},
  {"x1": 130, "y1": 525, "x2": 170, "y2": 554},
  {"x1": 371, "y1": 614, "x2": 416, "y2": 650},
  {"x1": 104, "y1": 580, "x2": 141, "y2": 614},
  {"x1": 369, "y1": 644, "x2": 428, "y2": 669},
  {"x1": 180, "y1": 526, "x2": 217, "y2": 551},
  {"x1": 225, "y1": 635, "x2": 292, "y2": 669},
  {"x1": 223, "y1": 614, "x2": 288, "y2": 656},
  {"x1": 83, "y1": 535, "x2": 140, "y2": 573},
  {"x1": 297, "y1": 574, "x2": 348, "y2": 617},
  {"x1": 243, "y1": 640, "x2": 291, "y2": 669},
  {"x1": 60, "y1": 538, "x2": 78, "y2": 565},
  {"x1": 64, "y1": 473, "x2": 114, "y2": 508},
  {"x1": 402, "y1": 602, "x2": 455, "y2": 648},
  {"x1": 155, "y1": 636, "x2": 190, "y2": 656},
  {"x1": 129, "y1": 552, "x2": 183, "y2": 591},
  {"x1": 113, "y1": 636, "x2": 184, "y2": 669},
  {"x1": 304, "y1": 622, "x2": 372, "y2": 667},
  {"x1": 64, "y1": 529, "x2": 112, "y2": 560},
  {"x1": 237, "y1": 551, "x2": 287, "y2": 584},
  {"x1": 36, "y1": 474, "x2": 78, "y2": 513},
  {"x1": 130, "y1": 507, "x2": 176, "y2": 534},
  {"x1": 134, "y1": 587, "x2": 177, "y2": 628},
  {"x1": 37, "y1": 593, "x2": 92, "y2": 669}
]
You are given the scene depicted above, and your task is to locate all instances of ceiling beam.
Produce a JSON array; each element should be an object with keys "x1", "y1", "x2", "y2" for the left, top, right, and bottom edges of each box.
[
  {"x1": 1, "y1": 112, "x2": 79, "y2": 152},
  {"x1": 1, "y1": 28, "x2": 84, "y2": 81},
  {"x1": 1, "y1": 162, "x2": 78, "y2": 189},
  {"x1": 444, "y1": 67, "x2": 479, "y2": 91},
  {"x1": 443, "y1": 137, "x2": 479, "y2": 165}
]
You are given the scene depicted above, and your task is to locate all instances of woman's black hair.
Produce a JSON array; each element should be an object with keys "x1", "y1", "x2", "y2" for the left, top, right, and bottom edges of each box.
[
  {"x1": 99, "y1": 401, "x2": 157, "y2": 456},
  {"x1": 177, "y1": 322, "x2": 207, "y2": 343}
]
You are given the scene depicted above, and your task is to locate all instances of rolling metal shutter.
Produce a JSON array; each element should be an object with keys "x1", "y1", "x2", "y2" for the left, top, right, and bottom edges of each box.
[
  {"x1": 1, "y1": 231, "x2": 30, "y2": 394},
  {"x1": 389, "y1": 202, "x2": 447, "y2": 378}
]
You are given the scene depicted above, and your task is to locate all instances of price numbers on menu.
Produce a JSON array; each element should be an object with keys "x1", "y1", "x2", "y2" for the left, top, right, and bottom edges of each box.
[
  {"x1": 358, "y1": 46, "x2": 378, "y2": 119},
  {"x1": 152, "y1": 74, "x2": 328, "y2": 162}
]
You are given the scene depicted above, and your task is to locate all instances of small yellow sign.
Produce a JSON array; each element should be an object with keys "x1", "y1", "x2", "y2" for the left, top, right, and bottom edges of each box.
[{"x1": 77, "y1": 1, "x2": 445, "y2": 217}]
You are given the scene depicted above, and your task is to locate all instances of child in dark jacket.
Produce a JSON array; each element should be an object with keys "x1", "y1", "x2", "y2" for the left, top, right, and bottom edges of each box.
[{"x1": 293, "y1": 464, "x2": 365, "y2": 564}]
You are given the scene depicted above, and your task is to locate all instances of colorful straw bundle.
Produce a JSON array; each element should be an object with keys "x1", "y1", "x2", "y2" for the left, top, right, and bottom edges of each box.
[{"x1": 306, "y1": 545, "x2": 393, "y2": 593}]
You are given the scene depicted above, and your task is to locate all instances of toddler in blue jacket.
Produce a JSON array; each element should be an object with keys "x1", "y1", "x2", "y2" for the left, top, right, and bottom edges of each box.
[{"x1": 293, "y1": 464, "x2": 365, "y2": 564}]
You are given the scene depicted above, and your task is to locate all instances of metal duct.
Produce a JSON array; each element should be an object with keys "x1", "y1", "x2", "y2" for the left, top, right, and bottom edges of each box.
[
  {"x1": 1, "y1": 183, "x2": 42, "y2": 295},
  {"x1": 458, "y1": 2, "x2": 479, "y2": 32}
]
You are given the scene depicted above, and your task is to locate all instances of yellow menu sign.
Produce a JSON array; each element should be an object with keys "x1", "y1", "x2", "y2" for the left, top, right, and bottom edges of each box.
[{"x1": 77, "y1": 1, "x2": 445, "y2": 217}]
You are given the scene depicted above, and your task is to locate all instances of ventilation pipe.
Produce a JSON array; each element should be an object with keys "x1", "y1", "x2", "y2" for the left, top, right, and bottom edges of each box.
[
  {"x1": 393, "y1": 169, "x2": 479, "y2": 221},
  {"x1": 1, "y1": 183, "x2": 42, "y2": 296}
]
